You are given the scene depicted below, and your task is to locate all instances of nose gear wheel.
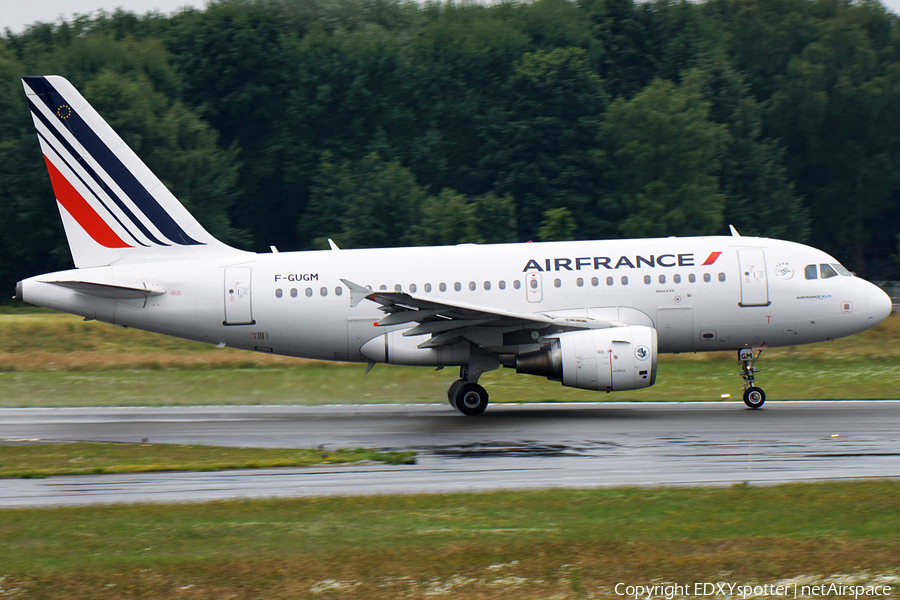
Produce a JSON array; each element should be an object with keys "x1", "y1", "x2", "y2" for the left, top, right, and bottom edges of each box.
[{"x1": 738, "y1": 348, "x2": 766, "y2": 409}]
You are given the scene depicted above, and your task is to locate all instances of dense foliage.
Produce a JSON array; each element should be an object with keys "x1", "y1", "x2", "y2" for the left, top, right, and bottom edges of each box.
[{"x1": 2, "y1": 0, "x2": 899, "y2": 293}]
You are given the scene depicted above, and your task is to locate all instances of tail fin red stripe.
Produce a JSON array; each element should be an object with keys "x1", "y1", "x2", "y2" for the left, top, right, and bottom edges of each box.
[{"x1": 44, "y1": 156, "x2": 131, "y2": 249}]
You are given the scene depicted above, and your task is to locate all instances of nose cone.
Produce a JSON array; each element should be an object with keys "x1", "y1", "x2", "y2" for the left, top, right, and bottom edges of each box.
[{"x1": 867, "y1": 285, "x2": 893, "y2": 329}]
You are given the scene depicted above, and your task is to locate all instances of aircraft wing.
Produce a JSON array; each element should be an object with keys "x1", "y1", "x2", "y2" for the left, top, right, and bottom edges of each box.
[{"x1": 341, "y1": 279, "x2": 609, "y2": 349}]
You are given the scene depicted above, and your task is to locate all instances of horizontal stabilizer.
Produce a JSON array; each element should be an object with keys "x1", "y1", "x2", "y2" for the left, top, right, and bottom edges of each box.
[{"x1": 48, "y1": 280, "x2": 166, "y2": 300}]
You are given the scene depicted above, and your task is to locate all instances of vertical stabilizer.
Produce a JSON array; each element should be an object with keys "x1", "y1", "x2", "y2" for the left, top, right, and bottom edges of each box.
[{"x1": 22, "y1": 75, "x2": 242, "y2": 267}]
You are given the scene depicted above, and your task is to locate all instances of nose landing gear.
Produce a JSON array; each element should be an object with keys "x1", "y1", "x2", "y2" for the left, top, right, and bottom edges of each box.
[{"x1": 739, "y1": 347, "x2": 766, "y2": 408}]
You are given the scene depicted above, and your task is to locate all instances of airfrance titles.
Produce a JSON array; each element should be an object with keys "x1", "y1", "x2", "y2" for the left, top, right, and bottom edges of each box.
[{"x1": 523, "y1": 254, "x2": 697, "y2": 272}]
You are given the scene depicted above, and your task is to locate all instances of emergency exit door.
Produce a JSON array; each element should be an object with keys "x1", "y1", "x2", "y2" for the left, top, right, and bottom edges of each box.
[
  {"x1": 526, "y1": 272, "x2": 543, "y2": 303},
  {"x1": 737, "y1": 249, "x2": 770, "y2": 307},
  {"x1": 224, "y1": 267, "x2": 255, "y2": 325}
]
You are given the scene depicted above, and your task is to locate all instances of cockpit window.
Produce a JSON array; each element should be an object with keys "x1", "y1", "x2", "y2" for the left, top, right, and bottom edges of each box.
[
  {"x1": 820, "y1": 264, "x2": 839, "y2": 279},
  {"x1": 804, "y1": 264, "x2": 817, "y2": 280},
  {"x1": 831, "y1": 263, "x2": 852, "y2": 276}
]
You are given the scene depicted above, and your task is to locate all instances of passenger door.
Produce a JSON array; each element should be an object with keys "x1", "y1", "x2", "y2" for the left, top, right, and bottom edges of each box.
[
  {"x1": 224, "y1": 266, "x2": 255, "y2": 325},
  {"x1": 737, "y1": 249, "x2": 770, "y2": 307}
]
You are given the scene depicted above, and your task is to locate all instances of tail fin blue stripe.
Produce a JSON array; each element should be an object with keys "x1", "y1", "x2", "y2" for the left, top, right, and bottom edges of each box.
[
  {"x1": 28, "y1": 98, "x2": 162, "y2": 246},
  {"x1": 24, "y1": 76, "x2": 203, "y2": 247},
  {"x1": 36, "y1": 127, "x2": 149, "y2": 248}
]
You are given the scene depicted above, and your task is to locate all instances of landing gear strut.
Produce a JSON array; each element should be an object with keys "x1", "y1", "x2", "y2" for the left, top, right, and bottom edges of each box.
[
  {"x1": 738, "y1": 348, "x2": 766, "y2": 409},
  {"x1": 448, "y1": 366, "x2": 490, "y2": 416}
]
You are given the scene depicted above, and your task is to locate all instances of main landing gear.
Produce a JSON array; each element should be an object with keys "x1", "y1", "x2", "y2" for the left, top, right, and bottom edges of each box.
[
  {"x1": 448, "y1": 367, "x2": 490, "y2": 416},
  {"x1": 739, "y1": 348, "x2": 766, "y2": 409}
]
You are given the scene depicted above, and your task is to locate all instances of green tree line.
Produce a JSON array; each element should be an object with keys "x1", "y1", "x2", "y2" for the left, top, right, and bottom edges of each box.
[{"x1": 2, "y1": 0, "x2": 899, "y2": 295}]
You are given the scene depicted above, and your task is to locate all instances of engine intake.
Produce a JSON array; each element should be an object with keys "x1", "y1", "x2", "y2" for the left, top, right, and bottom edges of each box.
[{"x1": 515, "y1": 326, "x2": 657, "y2": 392}]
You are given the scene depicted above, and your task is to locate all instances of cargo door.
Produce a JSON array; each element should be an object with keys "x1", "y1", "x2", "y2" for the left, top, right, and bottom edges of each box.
[
  {"x1": 347, "y1": 317, "x2": 378, "y2": 361},
  {"x1": 656, "y1": 307, "x2": 694, "y2": 352},
  {"x1": 738, "y1": 249, "x2": 770, "y2": 307},
  {"x1": 224, "y1": 267, "x2": 255, "y2": 325}
]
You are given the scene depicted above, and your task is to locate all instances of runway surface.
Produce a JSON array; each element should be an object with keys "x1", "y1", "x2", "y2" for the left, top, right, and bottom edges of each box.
[{"x1": 2, "y1": 401, "x2": 899, "y2": 507}]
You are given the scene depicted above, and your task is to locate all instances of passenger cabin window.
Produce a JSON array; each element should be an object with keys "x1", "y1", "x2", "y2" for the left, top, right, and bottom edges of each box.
[
  {"x1": 688, "y1": 274, "x2": 696, "y2": 283},
  {"x1": 673, "y1": 274, "x2": 681, "y2": 284},
  {"x1": 576, "y1": 278, "x2": 584, "y2": 287},
  {"x1": 659, "y1": 275, "x2": 666, "y2": 284},
  {"x1": 424, "y1": 283, "x2": 432, "y2": 292},
  {"x1": 499, "y1": 281, "x2": 506, "y2": 290},
  {"x1": 514, "y1": 280, "x2": 522, "y2": 290},
  {"x1": 291, "y1": 288, "x2": 298, "y2": 298},
  {"x1": 410, "y1": 284, "x2": 417, "y2": 293},
  {"x1": 621, "y1": 276, "x2": 628, "y2": 285},
  {"x1": 591, "y1": 277, "x2": 599, "y2": 286},
  {"x1": 454, "y1": 282, "x2": 462, "y2": 292},
  {"x1": 718, "y1": 272, "x2": 726, "y2": 282},
  {"x1": 305, "y1": 288, "x2": 313, "y2": 297},
  {"x1": 644, "y1": 275, "x2": 651, "y2": 285},
  {"x1": 606, "y1": 276, "x2": 614, "y2": 286},
  {"x1": 554, "y1": 279, "x2": 561, "y2": 288},
  {"x1": 703, "y1": 273, "x2": 711, "y2": 283},
  {"x1": 530, "y1": 278, "x2": 538, "y2": 289},
  {"x1": 469, "y1": 281, "x2": 476, "y2": 291},
  {"x1": 483, "y1": 281, "x2": 491, "y2": 291},
  {"x1": 335, "y1": 287, "x2": 343, "y2": 296},
  {"x1": 275, "y1": 288, "x2": 283, "y2": 298},
  {"x1": 394, "y1": 284, "x2": 402, "y2": 292},
  {"x1": 805, "y1": 264, "x2": 818, "y2": 280},
  {"x1": 321, "y1": 287, "x2": 328, "y2": 296},
  {"x1": 820, "y1": 264, "x2": 839, "y2": 279},
  {"x1": 379, "y1": 285, "x2": 387, "y2": 291},
  {"x1": 439, "y1": 283, "x2": 447, "y2": 292}
]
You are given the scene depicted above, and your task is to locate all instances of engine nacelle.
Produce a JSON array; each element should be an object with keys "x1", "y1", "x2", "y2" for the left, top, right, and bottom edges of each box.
[{"x1": 515, "y1": 326, "x2": 657, "y2": 392}]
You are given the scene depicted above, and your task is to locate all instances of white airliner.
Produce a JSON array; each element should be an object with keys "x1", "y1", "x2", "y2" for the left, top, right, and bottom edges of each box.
[{"x1": 14, "y1": 76, "x2": 893, "y2": 414}]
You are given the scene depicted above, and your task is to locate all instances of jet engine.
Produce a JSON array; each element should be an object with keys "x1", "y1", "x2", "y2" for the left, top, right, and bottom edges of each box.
[{"x1": 514, "y1": 326, "x2": 657, "y2": 392}]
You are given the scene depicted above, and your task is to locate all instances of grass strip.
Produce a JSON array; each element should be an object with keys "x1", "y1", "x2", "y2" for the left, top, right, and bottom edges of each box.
[
  {"x1": 0, "y1": 441, "x2": 415, "y2": 478},
  {"x1": 1, "y1": 481, "x2": 898, "y2": 599},
  {"x1": 0, "y1": 355, "x2": 897, "y2": 407},
  {"x1": 2, "y1": 311, "x2": 898, "y2": 367},
  {"x1": 0, "y1": 313, "x2": 897, "y2": 406}
]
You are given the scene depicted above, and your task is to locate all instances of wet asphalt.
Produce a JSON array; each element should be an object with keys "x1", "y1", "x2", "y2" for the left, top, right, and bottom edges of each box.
[{"x1": 1, "y1": 401, "x2": 898, "y2": 507}]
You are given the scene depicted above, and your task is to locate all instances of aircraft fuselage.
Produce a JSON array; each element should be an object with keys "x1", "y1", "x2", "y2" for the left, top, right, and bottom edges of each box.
[{"x1": 18, "y1": 236, "x2": 888, "y2": 363}]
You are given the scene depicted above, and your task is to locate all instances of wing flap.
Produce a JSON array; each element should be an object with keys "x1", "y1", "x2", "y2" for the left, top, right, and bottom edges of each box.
[
  {"x1": 342, "y1": 279, "x2": 586, "y2": 350},
  {"x1": 342, "y1": 280, "x2": 553, "y2": 323},
  {"x1": 403, "y1": 319, "x2": 493, "y2": 336},
  {"x1": 341, "y1": 279, "x2": 616, "y2": 350}
]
